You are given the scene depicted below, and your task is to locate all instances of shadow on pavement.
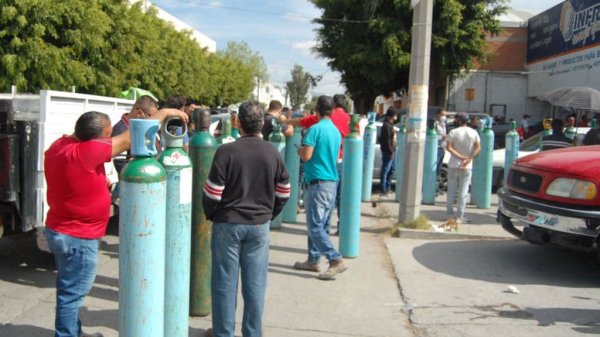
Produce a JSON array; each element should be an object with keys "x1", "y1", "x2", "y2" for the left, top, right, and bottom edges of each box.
[
  {"x1": 80, "y1": 306, "x2": 118, "y2": 331},
  {"x1": 0, "y1": 232, "x2": 56, "y2": 289},
  {"x1": 269, "y1": 244, "x2": 306, "y2": 255},
  {"x1": 190, "y1": 327, "x2": 212, "y2": 337},
  {"x1": 0, "y1": 231, "x2": 120, "y2": 303},
  {"x1": 472, "y1": 304, "x2": 600, "y2": 334},
  {"x1": 0, "y1": 324, "x2": 54, "y2": 337},
  {"x1": 412, "y1": 240, "x2": 600, "y2": 288},
  {"x1": 419, "y1": 210, "x2": 497, "y2": 223}
]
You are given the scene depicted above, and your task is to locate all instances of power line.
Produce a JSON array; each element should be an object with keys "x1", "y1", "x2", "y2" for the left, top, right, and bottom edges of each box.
[{"x1": 184, "y1": 1, "x2": 374, "y2": 23}]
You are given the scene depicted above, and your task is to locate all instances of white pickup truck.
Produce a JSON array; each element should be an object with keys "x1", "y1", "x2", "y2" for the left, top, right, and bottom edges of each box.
[{"x1": 0, "y1": 90, "x2": 134, "y2": 248}]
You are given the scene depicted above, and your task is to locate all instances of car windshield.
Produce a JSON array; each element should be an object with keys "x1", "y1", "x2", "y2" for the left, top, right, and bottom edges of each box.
[
  {"x1": 519, "y1": 128, "x2": 590, "y2": 151},
  {"x1": 520, "y1": 133, "x2": 543, "y2": 151}
]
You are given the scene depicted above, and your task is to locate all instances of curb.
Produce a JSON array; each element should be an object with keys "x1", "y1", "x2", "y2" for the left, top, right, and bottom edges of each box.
[{"x1": 391, "y1": 228, "x2": 515, "y2": 241}]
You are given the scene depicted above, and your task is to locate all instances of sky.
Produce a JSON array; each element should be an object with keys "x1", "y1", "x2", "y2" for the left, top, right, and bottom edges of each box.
[{"x1": 150, "y1": 0, "x2": 566, "y2": 96}]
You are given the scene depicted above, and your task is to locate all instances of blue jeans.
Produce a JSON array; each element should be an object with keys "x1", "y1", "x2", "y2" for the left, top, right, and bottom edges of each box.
[
  {"x1": 304, "y1": 181, "x2": 342, "y2": 263},
  {"x1": 380, "y1": 152, "x2": 396, "y2": 193},
  {"x1": 45, "y1": 228, "x2": 99, "y2": 337},
  {"x1": 446, "y1": 168, "x2": 472, "y2": 218},
  {"x1": 436, "y1": 148, "x2": 445, "y2": 177},
  {"x1": 211, "y1": 222, "x2": 270, "y2": 337}
]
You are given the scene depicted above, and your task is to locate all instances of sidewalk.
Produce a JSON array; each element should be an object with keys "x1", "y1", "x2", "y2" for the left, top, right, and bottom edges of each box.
[{"x1": 0, "y1": 191, "x2": 509, "y2": 337}]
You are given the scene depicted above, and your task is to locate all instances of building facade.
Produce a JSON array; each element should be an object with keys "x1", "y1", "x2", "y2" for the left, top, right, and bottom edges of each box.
[{"x1": 135, "y1": 0, "x2": 216, "y2": 52}]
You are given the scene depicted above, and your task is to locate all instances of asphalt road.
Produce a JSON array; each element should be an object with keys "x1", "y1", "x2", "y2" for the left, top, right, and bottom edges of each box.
[
  {"x1": 2, "y1": 215, "x2": 600, "y2": 336},
  {"x1": 386, "y1": 237, "x2": 600, "y2": 337}
]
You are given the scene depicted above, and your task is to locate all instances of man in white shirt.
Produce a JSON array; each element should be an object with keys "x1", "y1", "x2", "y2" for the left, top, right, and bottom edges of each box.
[{"x1": 446, "y1": 112, "x2": 481, "y2": 224}]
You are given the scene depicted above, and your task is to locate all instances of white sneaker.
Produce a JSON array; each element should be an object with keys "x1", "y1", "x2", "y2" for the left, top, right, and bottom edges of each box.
[{"x1": 457, "y1": 217, "x2": 472, "y2": 224}]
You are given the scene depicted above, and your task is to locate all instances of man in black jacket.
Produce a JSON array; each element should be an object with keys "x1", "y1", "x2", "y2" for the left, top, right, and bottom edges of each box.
[
  {"x1": 380, "y1": 107, "x2": 397, "y2": 195},
  {"x1": 203, "y1": 101, "x2": 290, "y2": 337}
]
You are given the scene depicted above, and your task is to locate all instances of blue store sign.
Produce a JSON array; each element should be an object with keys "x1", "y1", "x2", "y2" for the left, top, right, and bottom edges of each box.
[{"x1": 528, "y1": 0, "x2": 600, "y2": 64}]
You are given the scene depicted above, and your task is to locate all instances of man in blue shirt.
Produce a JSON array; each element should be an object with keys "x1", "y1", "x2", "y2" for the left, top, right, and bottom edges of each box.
[{"x1": 293, "y1": 96, "x2": 348, "y2": 280}]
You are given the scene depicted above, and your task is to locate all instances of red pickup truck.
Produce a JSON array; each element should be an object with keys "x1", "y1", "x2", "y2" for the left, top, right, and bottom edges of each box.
[{"x1": 497, "y1": 145, "x2": 600, "y2": 258}]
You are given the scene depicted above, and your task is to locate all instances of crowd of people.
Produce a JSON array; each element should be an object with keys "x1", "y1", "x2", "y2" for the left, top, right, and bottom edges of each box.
[
  {"x1": 42, "y1": 90, "x2": 600, "y2": 337},
  {"x1": 43, "y1": 94, "x2": 351, "y2": 337}
]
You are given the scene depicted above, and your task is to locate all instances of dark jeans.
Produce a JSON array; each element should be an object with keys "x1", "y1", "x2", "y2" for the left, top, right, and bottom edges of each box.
[{"x1": 380, "y1": 152, "x2": 396, "y2": 193}]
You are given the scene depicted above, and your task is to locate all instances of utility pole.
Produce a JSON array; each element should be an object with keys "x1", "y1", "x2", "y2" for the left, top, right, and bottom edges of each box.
[{"x1": 399, "y1": 0, "x2": 433, "y2": 224}]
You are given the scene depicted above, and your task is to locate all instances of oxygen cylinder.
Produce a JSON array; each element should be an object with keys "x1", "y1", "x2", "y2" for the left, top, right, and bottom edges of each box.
[
  {"x1": 268, "y1": 118, "x2": 286, "y2": 229},
  {"x1": 361, "y1": 113, "x2": 377, "y2": 202},
  {"x1": 119, "y1": 119, "x2": 166, "y2": 337},
  {"x1": 476, "y1": 118, "x2": 494, "y2": 209},
  {"x1": 395, "y1": 120, "x2": 407, "y2": 202},
  {"x1": 282, "y1": 127, "x2": 301, "y2": 223},
  {"x1": 470, "y1": 123, "x2": 485, "y2": 205},
  {"x1": 189, "y1": 109, "x2": 218, "y2": 317},
  {"x1": 218, "y1": 117, "x2": 235, "y2": 144},
  {"x1": 565, "y1": 116, "x2": 576, "y2": 140},
  {"x1": 422, "y1": 125, "x2": 438, "y2": 205},
  {"x1": 339, "y1": 114, "x2": 363, "y2": 258},
  {"x1": 504, "y1": 120, "x2": 520, "y2": 185},
  {"x1": 540, "y1": 118, "x2": 553, "y2": 148},
  {"x1": 157, "y1": 118, "x2": 192, "y2": 337},
  {"x1": 231, "y1": 112, "x2": 241, "y2": 139}
]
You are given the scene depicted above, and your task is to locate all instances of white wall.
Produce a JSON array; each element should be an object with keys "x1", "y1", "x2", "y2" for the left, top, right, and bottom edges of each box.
[
  {"x1": 256, "y1": 82, "x2": 288, "y2": 107},
  {"x1": 135, "y1": 0, "x2": 217, "y2": 52},
  {"x1": 527, "y1": 46, "x2": 600, "y2": 97},
  {"x1": 447, "y1": 71, "x2": 543, "y2": 122}
]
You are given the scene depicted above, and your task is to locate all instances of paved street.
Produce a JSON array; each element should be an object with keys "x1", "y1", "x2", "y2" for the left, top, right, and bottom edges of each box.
[{"x1": 1, "y1": 193, "x2": 600, "y2": 336}]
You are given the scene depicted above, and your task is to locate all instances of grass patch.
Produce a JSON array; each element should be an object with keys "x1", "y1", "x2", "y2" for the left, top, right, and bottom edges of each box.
[{"x1": 394, "y1": 215, "x2": 431, "y2": 230}]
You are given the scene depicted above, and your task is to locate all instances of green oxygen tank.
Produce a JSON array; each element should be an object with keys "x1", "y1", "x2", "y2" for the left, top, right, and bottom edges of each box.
[
  {"x1": 268, "y1": 118, "x2": 286, "y2": 229},
  {"x1": 189, "y1": 109, "x2": 218, "y2": 317},
  {"x1": 231, "y1": 112, "x2": 241, "y2": 139},
  {"x1": 218, "y1": 117, "x2": 235, "y2": 145}
]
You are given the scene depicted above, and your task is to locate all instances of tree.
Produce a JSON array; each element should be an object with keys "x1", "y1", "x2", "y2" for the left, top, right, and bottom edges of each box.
[
  {"x1": 286, "y1": 64, "x2": 319, "y2": 111},
  {"x1": 0, "y1": 0, "x2": 261, "y2": 105},
  {"x1": 311, "y1": 0, "x2": 508, "y2": 113},
  {"x1": 218, "y1": 41, "x2": 269, "y2": 85}
]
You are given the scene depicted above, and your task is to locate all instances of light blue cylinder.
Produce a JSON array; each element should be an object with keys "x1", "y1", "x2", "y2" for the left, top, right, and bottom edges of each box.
[
  {"x1": 422, "y1": 127, "x2": 438, "y2": 205},
  {"x1": 269, "y1": 126, "x2": 286, "y2": 229},
  {"x1": 504, "y1": 121, "x2": 520, "y2": 185},
  {"x1": 394, "y1": 125, "x2": 407, "y2": 202},
  {"x1": 282, "y1": 127, "x2": 301, "y2": 223},
  {"x1": 476, "y1": 126, "x2": 494, "y2": 209},
  {"x1": 119, "y1": 179, "x2": 166, "y2": 337},
  {"x1": 470, "y1": 125, "x2": 484, "y2": 205},
  {"x1": 361, "y1": 116, "x2": 377, "y2": 202},
  {"x1": 339, "y1": 129, "x2": 363, "y2": 258},
  {"x1": 130, "y1": 119, "x2": 159, "y2": 156},
  {"x1": 158, "y1": 144, "x2": 192, "y2": 337}
]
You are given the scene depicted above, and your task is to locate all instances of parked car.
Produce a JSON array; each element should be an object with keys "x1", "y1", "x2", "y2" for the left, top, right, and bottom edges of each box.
[{"x1": 496, "y1": 144, "x2": 600, "y2": 260}]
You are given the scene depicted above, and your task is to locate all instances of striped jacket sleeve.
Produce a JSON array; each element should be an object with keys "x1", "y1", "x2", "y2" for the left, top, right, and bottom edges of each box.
[
  {"x1": 272, "y1": 156, "x2": 290, "y2": 219},
  {"x1": 202, "y1": 149, "x2": 226, "y2": 221}
]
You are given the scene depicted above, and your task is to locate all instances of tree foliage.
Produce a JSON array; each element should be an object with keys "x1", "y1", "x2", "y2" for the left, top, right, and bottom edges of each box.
[
  {"x1": 311, "y1": 0, "x2": 508, "y2": 113},
  {"x1": 286, "y1": 64, "x2": 317, "y2": 111},
  {"x1": 0, "y1": 0, "x2": 262, "y2": 105}
]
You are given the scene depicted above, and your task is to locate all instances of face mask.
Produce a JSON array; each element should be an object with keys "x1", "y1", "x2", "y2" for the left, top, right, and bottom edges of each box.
[{"x1": 440, "y1": 116, "x2": 447, "y2": 123}]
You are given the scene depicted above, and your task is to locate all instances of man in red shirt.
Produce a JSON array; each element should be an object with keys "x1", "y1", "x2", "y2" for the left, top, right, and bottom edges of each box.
[
  {"x1": 288, "y1": 94, "x2": 349, "y2": 234},
  {"x1": 44, "y1": 108, "x2": 186, "y2": 337}
]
